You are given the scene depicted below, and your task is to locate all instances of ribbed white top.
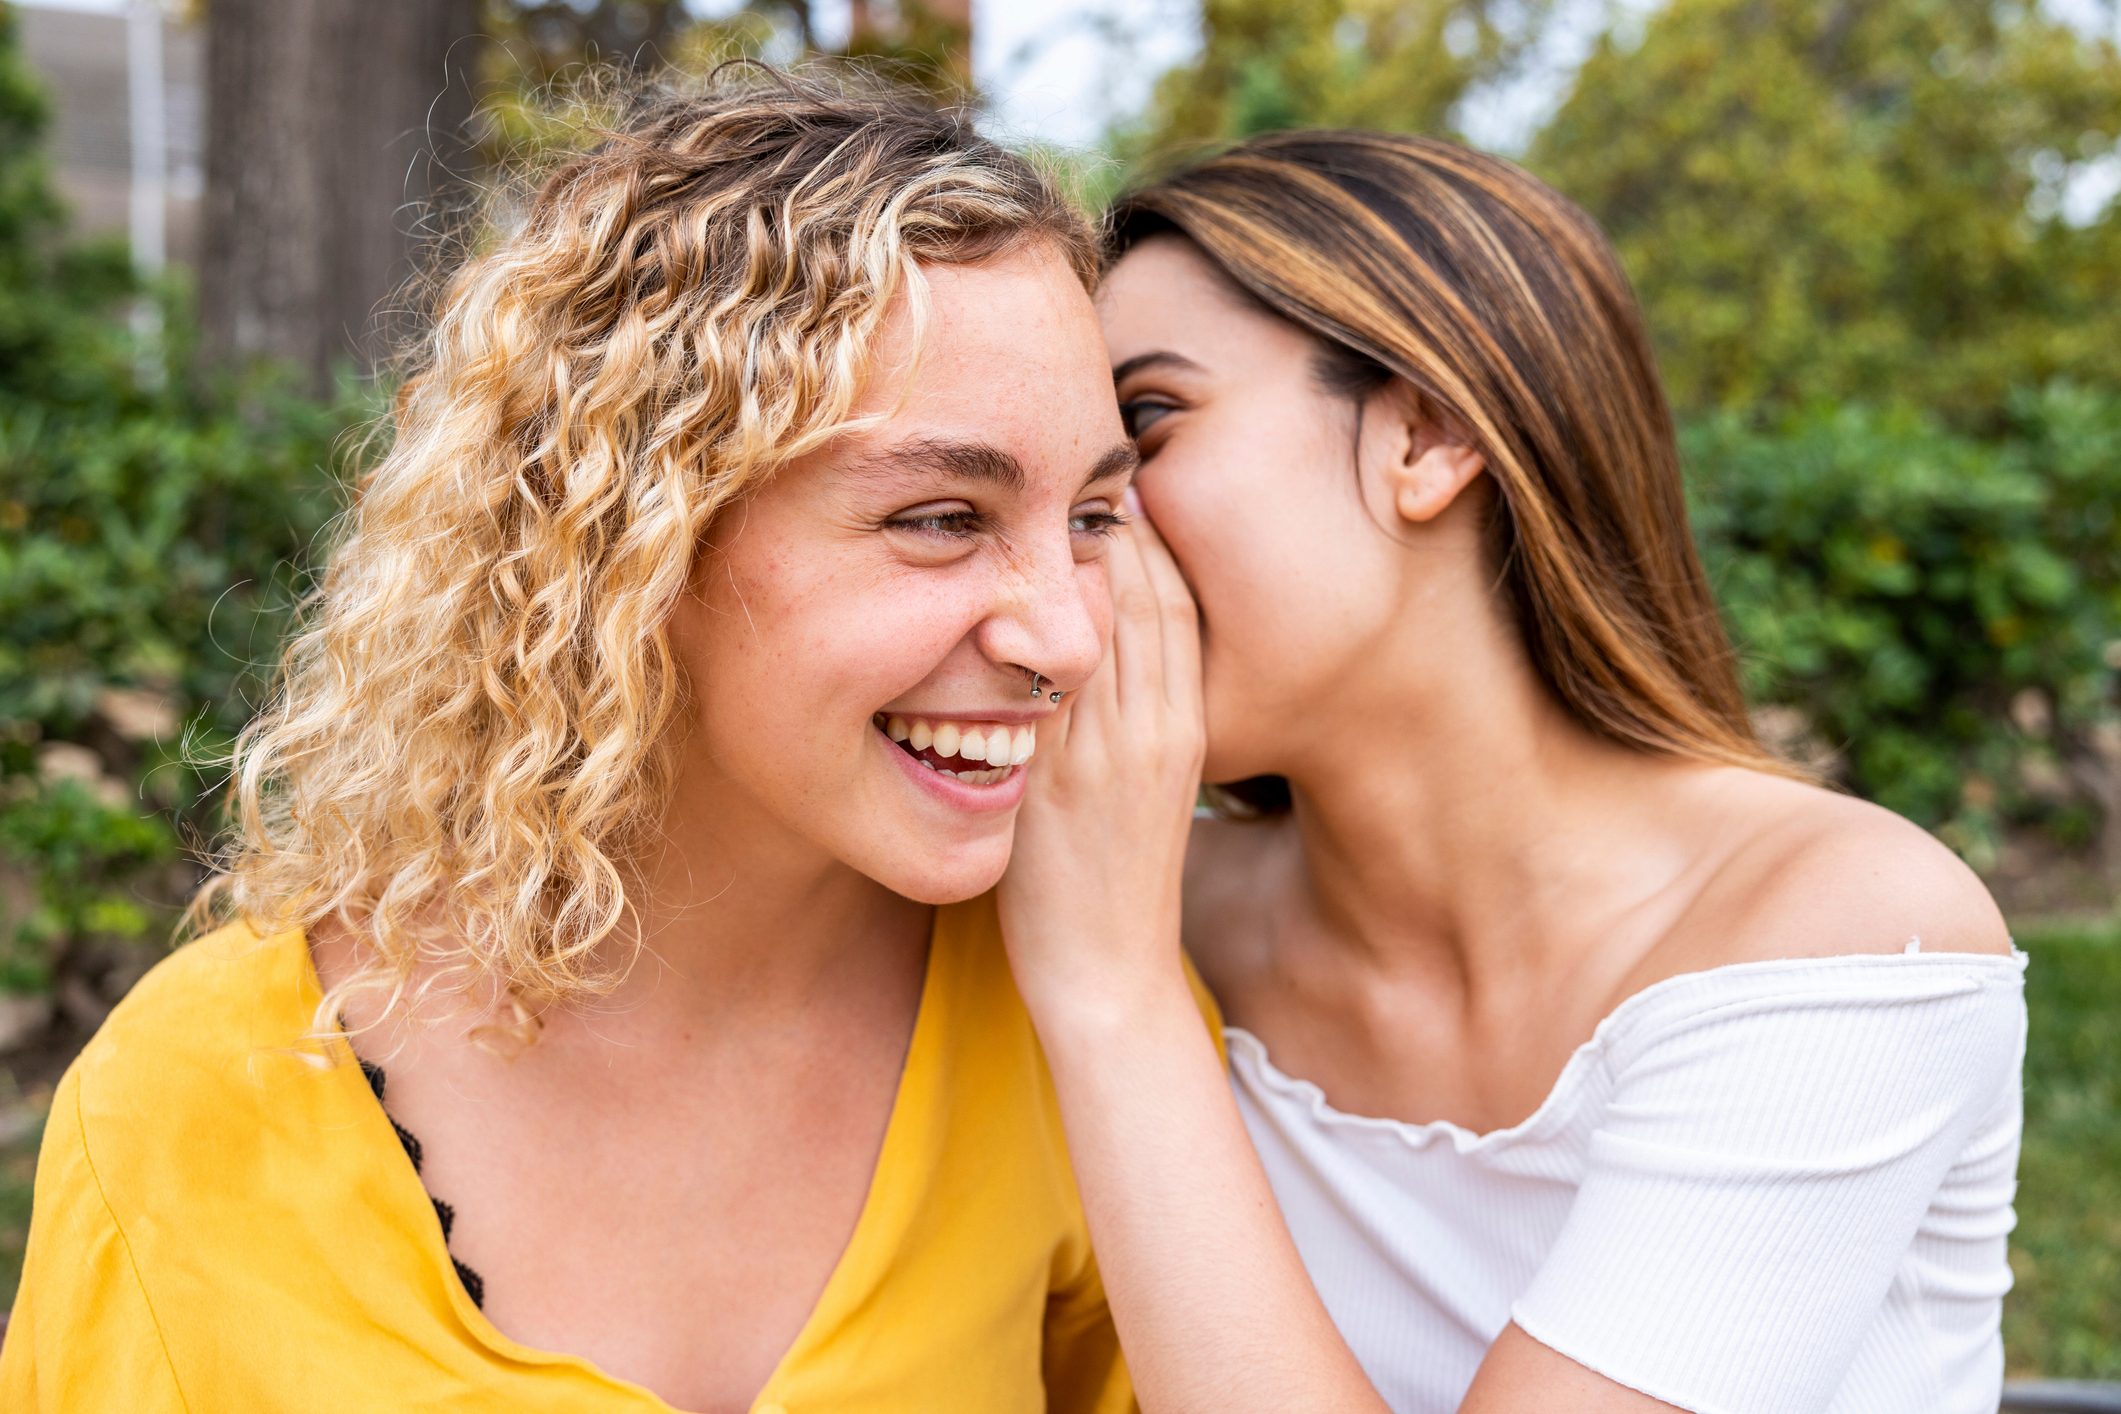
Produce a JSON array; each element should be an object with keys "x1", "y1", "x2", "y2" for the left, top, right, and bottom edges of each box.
[{"x1": 1229, "y1": 945, "x2": 2029, "y2": 1414}]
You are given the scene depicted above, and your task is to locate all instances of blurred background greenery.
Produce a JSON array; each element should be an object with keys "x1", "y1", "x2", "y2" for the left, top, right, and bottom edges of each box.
[{"x1": 0, "y1": 0, "x2": 2115, "y2": 1381}]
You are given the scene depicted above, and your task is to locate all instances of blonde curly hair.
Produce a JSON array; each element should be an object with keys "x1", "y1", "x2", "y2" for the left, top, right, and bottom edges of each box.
[{"x1": 194, "y1": 66, "x2": 1097, "y2": 1036}]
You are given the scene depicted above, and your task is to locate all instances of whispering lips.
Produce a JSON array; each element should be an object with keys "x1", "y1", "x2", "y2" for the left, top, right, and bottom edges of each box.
[{"x1": 874, "y1": 713, "x2": 1037, "y2": 785}]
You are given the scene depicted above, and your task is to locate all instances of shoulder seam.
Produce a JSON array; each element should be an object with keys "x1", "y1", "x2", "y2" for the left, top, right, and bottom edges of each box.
[{"x1": 70, "y1": 1075, "x2": 195, "y2": 1412}]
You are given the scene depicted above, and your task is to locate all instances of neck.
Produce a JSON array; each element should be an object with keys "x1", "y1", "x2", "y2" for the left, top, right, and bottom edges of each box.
[
  {"x1": 1272, "y1": 597, "x2": 1704, "y2": 991},
  {"x1": 606, "y1": 752, "x2": 930, "y2": 1034}
]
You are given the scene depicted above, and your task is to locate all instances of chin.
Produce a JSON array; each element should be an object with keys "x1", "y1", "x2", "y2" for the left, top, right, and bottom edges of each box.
[
  {"x1": 871, "y1": 837, "x2": 1013, "y2": 905},
  {"x1": 1202, "y1": 678, "x2": 1289, "y2": 789},
  {"x1": 1201, "y1": 729, "x2": 1278, "y2": 789}
]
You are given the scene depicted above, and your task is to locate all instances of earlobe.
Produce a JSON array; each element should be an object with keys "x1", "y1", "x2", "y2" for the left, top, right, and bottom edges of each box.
[{"x1": 1392, "y1": 444, "x2": 1487, "y2": 524}]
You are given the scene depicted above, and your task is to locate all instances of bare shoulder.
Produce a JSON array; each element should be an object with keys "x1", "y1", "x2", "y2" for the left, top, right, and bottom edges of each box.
[
  {"x1": 1181, "y1": 811, "x2": 1286, "y2": 994},
  {"x1": 1649, "y1": 773, "x2": 2012, "y2": 982}
]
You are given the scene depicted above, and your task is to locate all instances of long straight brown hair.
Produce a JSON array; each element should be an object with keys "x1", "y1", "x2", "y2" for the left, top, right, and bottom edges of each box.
[{"x1": 1109, "y1": 130, "x2": 1793, "y2": 809}]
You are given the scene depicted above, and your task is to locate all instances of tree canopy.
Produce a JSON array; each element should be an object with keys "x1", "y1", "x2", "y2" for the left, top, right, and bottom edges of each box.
[
  {"x1": 1125, "y1": 0, "x2": 2121, "y2": 422},
  {"x1": 1534, "y1": 0, "x2": 2121, "y2": 417},
  {"x1": 1130, "y1": 0, "x2": 1562, "y2": 151}
]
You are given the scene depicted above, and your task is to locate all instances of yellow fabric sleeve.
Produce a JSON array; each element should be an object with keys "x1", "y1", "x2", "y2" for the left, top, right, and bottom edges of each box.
[{"x1": 0, "y1": 1069, "x2": 188, "y2": 1412}]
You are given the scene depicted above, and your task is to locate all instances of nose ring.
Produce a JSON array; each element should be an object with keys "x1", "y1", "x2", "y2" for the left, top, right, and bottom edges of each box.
[{"x1": 1029, "y1": 675, "x2": 1065, "y2": 704}]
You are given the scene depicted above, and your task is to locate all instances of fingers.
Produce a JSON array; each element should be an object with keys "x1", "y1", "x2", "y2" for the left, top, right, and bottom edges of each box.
[
  {"x1": 1047, "y1": 492, "x2": 1197, "y2": 779},
  {"x1": 1107, "y1": 493, "x2": 1167, "y2": 718},
  {"x1": 1064, "y1": 591, "x2": 1122, "y2": 761},
  {"x1": 1123, "y1": 497, "x2": 1203, "y2": 715}
]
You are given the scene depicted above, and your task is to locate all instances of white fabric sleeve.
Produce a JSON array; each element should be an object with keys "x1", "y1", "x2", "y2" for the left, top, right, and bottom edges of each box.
[{"x1": 1509, "y1": 957, "x2": 2027, "y2": 1414}]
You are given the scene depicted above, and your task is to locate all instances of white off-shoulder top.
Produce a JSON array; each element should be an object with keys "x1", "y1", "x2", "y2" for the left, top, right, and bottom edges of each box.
[{"x1": 1228, "y1": 943, "x2": 2029, "y2": 1414}]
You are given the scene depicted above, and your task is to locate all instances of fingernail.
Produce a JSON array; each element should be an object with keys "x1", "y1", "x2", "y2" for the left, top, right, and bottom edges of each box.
[{"x1": 1123, "y1": 486, "x2": 1144, "y2": 516}]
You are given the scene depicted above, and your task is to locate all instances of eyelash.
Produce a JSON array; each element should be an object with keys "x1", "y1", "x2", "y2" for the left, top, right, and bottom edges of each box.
[
  {"x1": 1119, "y1": 399, "x2": 1175, "y2": 441},
  {"x1": 893, "y1": 510, "x2": 985, "y2": 538},
  {"x1": 888, "y1": 509, "x2": 1130, "y2": 540}
]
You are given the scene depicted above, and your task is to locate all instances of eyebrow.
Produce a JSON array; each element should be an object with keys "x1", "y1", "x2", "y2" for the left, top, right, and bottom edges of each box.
[
  {"x1": 848, "y1": 436, "x2": 1138, "y2": 494},
  {"x1": 1085, "y1": 441, "x2": 1140, "y2": 487},
  {"x1": 848, "y1": 437, "x2": 1026, "y2": 491},
  {"x1": 1112, "y1": 350, "x2": 1207, "y2": 384}
]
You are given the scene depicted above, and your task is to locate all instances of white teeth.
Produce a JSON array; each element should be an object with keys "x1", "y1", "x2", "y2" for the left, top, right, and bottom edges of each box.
[{"x1": 883, "y1": 715, "x2": 1039, "y2": 775}]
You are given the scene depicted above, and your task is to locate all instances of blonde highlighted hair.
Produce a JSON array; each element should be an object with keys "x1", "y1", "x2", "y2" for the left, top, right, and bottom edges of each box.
[{"x1": 195, "y1": 66, "x2": 1096, "y2": 1032}]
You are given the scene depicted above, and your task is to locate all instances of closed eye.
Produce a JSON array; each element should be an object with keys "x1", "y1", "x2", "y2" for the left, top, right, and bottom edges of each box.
[{"x1": 1119, "y1": 399, "x2": 1176, "y2": 441}]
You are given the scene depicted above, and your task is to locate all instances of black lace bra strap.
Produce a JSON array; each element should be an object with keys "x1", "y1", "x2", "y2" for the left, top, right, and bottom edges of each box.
[{"x1": 358, "y1": 1058, "x2": 488, "y2": 1308}]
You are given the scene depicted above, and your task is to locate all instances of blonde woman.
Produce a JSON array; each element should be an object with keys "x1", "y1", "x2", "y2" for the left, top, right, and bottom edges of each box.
[
  {"x1": 2, "y1": 74, "x2": 1186, "y2": 1412},
  {"x1": 999, "y1": 132, "x2": 2026, "y2": 1413}
]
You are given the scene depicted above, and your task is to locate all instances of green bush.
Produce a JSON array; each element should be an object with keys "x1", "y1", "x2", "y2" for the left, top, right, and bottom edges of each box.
[
  {"x1": 0, "y1": 5, "x2": 360, "y2": 999},
  {"x1": 0, "y1": 344, "x2": 359, "y2": 993},
  {"x1": 1686, "y1": 388, "x2": 2121, "y2": 865}
]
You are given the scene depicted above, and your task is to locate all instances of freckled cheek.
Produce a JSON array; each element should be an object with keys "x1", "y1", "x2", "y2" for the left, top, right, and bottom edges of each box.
[
  {"x1": 693, "y1": 532, "x2": 1002, "y2": 739},
  {"x1": 790, "y1": 569, "x2": 1001, "y2": 713},
  {"x1": 683, "y1": 556, "x2": 858, "y2": 720}
]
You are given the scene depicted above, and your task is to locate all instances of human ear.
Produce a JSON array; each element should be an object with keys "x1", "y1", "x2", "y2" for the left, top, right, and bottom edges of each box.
[
  {"x1": 1354, "y1": 379, "x2": 1487, "y2": 526},
  {"x1": 1391, "y1": 442, "x2": 1487, "y2": 524}
]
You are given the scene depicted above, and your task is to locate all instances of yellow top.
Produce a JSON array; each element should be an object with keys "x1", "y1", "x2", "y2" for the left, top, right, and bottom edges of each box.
[{"x1": 1, "y1": 896, "x2": 1217, "y2": 1413}]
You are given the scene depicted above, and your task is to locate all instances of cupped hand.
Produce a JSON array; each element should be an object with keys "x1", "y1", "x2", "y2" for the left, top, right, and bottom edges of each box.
[{"x1": 997, "y1": 492, "x2": 1206, "y2": 1023}]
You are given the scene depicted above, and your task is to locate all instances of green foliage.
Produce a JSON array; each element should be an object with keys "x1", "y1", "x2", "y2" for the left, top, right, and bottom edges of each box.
[
  {"x1": 0, "y1": 782, "x2": 169, "y2": 991},
  {"x1": 0, "y1": 7, "x2": 361, "y2": 995},
  {"x1": 478, "y1": 0, "x2": 975, "y2": 151},
  {"x1": 1686, "y1": 387, "x2": 2121, "y2": 864},
  {"x1": 1120, "y1": 0, "x2": 2121, "y2": 425},
  {"x1": 1533, "y1": 0, "x2": 2121, "y2": 417},
  {"x1": 0, "y1": 4, "x2": 134, "y2": 410},
  {"x1": 0, "y1": 1110, "x2": 35, "y2": 1297},
  {"x1": 1127, "y1": 0, "x2": 1556, "y2": 153},
  {"x1": 0, "y1": 317, "x2": 359, "y2": 992},
  {"x1": 2007, "y1": 916, "x2": 2121, "y2": 1378}
]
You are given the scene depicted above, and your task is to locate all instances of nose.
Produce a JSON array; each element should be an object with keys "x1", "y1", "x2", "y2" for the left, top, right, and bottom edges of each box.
[{"x1": 975, "y1": 532, "x2": 1106, "y2": 694}]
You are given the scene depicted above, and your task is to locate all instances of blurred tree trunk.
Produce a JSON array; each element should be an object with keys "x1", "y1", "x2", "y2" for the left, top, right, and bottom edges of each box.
[{"x1": 201, "y1": 0, "x2": 482, "y2": 392}]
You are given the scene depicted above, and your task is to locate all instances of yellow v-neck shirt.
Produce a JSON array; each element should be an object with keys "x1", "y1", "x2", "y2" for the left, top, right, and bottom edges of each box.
[{"x1": 2, "y1": 895, "x2": 1211, "y2": 1412}]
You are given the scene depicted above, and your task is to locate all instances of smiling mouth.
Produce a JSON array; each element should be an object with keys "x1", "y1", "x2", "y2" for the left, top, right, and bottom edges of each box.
[{"x1": 874, "y1": 713, "x2": 1037, "y2": 785}]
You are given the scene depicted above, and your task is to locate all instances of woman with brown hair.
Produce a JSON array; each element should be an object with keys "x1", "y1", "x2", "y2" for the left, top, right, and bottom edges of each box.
[
  {"x1": 999, "y1": 131, "x2": 2026, "y2": 1413},
  {"x1": 2, "y1": 71, "x2": 1194, "y2": 1412}
]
